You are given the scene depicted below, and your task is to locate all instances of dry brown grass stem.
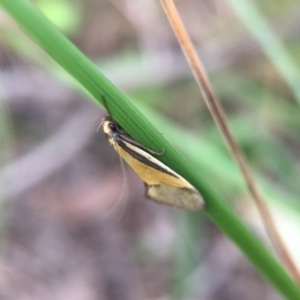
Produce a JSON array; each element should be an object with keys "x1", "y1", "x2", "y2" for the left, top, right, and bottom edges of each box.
[{"x1": 160, "y1": 0, "x2": 300, "y2": 283}]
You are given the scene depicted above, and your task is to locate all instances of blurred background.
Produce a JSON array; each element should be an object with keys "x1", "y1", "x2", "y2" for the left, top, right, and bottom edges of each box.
[{"x1": 0, "y1": 0, "x2": 300, "y2": 299}]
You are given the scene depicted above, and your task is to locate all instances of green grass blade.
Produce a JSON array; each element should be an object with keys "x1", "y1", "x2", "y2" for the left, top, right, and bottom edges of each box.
[
  {"x1": 228, "y1": 0, "x2": 300, "y2": 104},
  {"x1": 1, "y1": 0, "x2": 300, "y2": 298}
]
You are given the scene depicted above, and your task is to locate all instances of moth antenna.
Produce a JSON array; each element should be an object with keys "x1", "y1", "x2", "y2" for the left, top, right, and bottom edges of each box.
[
  {"x1": 101, "y1": 96, "x2": 113, "y2": 116},
  {"x1": 102, "y1": 135, "x2": 129, "y2": 219},
  {"x1": 95, "y1": 118, "x2": 106, "y2": 132},
  {"x1": 147, "y1": 147, "x2": 165, "y2": 156}
]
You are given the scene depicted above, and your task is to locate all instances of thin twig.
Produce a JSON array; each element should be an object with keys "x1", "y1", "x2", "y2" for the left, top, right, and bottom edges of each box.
[{"x1": 160, "y1": 0, "x2": 300, "y2": 283}]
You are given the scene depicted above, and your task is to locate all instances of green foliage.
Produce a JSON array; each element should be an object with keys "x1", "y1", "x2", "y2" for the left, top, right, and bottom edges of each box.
[{"x1": 228, "y1": 0, "x2": 300, "y2": 103}]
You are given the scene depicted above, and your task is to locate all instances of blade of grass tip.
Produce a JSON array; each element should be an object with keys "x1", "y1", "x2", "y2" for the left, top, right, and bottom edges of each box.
[
  {"x1": 228, "y1": 0, "x2": 300, "y2": 105},
  {"x1": 159, "y1": 0, "x2": 300, "y2": 284},
  {"x1": 1, "y1": 0, "x2": 300, "y2": 298}
]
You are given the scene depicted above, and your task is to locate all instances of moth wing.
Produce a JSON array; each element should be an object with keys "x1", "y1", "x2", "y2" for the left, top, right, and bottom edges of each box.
[
  {"x1": 115, "y1": 139, "x2": 204, "y2": 211},
  {"x1": 145, "y1": 183, "x2": 204, "y2": 211}
]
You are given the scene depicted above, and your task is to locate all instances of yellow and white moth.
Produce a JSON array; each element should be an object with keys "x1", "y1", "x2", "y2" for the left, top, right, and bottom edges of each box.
[{"x1": 102, "y1": 115, "x2": 204, "y2": 211}]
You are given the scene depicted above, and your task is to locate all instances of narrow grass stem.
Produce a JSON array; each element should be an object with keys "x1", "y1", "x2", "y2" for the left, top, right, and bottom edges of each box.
[{"x1": 160, "y1": 0, "x2": 300, "y2": 283}]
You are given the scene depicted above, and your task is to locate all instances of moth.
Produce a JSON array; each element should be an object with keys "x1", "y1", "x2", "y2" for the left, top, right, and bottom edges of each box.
[{"x1": 101, "y1": 113, "x2": 204, "y2": 211}]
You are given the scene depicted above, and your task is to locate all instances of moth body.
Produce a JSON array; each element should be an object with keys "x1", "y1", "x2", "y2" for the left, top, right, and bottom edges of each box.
[{"x1": 102, "y1": 116, "x2": 204, "y2": 211}]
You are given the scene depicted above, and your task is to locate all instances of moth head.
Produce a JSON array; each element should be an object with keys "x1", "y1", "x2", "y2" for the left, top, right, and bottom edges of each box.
[{"x1": 101, "y1": 117, "x2": 123, "y2": 148}]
